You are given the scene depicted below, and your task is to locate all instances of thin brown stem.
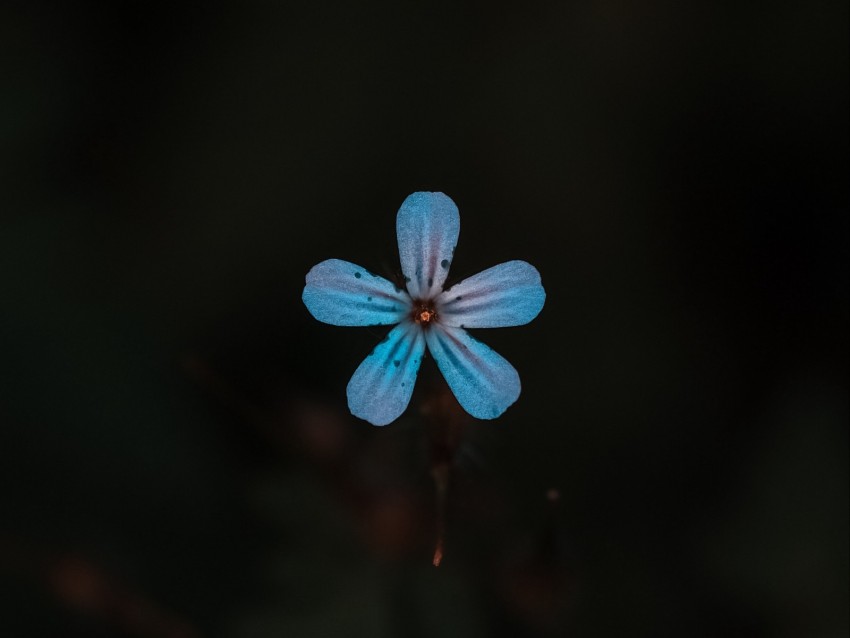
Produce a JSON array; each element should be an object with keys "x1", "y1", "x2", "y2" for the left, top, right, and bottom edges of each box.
[
  {"x1": 431, "y1": 462, "x2": 449, "y2": 566},
  {"x1": 421, "y1": 374, "x2": 468, "y2": 567}
]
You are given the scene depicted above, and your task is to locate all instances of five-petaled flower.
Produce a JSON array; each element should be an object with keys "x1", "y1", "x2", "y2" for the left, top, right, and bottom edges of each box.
[{"x1": 302, "y1": 192, "x2": 545, "y2": 426}]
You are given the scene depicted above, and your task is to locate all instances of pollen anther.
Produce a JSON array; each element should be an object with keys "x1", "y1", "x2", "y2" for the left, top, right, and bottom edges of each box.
[{"x1": 413, "y1": 303, "x2": 436, "y2": 325}]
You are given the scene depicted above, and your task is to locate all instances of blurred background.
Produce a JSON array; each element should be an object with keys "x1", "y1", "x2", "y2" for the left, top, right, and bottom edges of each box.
[{"x1": 1, "y1": 2, "x2": 847, "y2": 637}]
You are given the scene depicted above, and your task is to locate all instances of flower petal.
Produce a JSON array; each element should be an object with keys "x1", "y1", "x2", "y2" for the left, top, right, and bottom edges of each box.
[
  {"x1": 303, "y1": 259, "x2": 410, "y2": 326},
  {"x1": 437, "y1": 260, "x2": 546, "y2": 328},
  {"x1": 424, "y1": 324, "x2": 521, "y2": 419},
  {"x1": 347, "y1": 321, "x2": 426, "y2": 426},
  {"x1": 396, "y1": 192, "x2": 460, "y2": 300}
]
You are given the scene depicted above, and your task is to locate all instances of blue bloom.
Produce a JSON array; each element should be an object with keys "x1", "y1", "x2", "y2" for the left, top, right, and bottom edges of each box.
[{"x1": 302, "y1": 192, "x2": 546, "y2": 426}]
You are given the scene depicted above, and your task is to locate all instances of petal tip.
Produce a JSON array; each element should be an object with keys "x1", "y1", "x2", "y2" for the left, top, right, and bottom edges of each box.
[
  {"x1": 347, "y1": 402, "x2": 395, "y2": 426},
  {"x1": 402, "y1": 191, "x2": 458, "y2": 208}
]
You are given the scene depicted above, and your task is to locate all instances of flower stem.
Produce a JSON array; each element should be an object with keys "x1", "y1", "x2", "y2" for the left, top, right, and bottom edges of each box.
[
  {"x1": 422, "y1": 377, "x2": 467, "y2": 567},
  {"x1": 431, "y1": 461, "x2": 449, "y2": 566}
]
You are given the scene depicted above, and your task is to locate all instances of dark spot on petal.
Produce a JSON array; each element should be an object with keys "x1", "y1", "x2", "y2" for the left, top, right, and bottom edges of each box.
[
  {"x1": 427, "y1": 277, "x2": 433, "y2": 287},
  {"x1": 393, "y1": 360, "x2": 400, "y2": 367},
  {"x1": 440, "y1": 259, "x2": 449, "y2": 269},
  {"x1": 456, "y1": 295, "x2": 463, "y2": 301},
  {"x1": 354, "y1": 272, "x2": 361, "y2": 279},
  {"x1": 367, "y1": 296, "x2": 372, "y2": 302},
  {"x1": 401, "y1": 382, "x2": 406, "y2": 387}
]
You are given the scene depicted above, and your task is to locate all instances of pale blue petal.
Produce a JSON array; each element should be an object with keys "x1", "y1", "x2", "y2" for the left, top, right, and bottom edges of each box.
[
  {"x1": 347, "y1": 320, "x2": 426, "y2": 426},
  {"x1": 424, "y1": 324, "x2": 521, "y2": 419},
  {"x1": 396, "y1": 192, "x2": 460, "y2": 300},
  {"x1": 436, "y1": 260, "x2": 546, "y2": 328},
  {"x1": 303, "y1": 259, "x2": 411, "y2": 326}
]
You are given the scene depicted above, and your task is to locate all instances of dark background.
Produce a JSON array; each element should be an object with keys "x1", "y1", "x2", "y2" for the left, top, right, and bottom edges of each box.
[{"x1": 1, "y1": 2, "x2": 847, "y2": 637}]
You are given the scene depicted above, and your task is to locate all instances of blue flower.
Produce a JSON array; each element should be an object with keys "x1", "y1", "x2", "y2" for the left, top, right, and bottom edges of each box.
[{"x1": 302, "y1": 192, "x2": 546, "y2": 426}]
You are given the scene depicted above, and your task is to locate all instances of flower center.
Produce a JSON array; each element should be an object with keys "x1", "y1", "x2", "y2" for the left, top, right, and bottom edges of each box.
[{"x1": 412, "y1": 301, "x2": 437, "y2": 325}]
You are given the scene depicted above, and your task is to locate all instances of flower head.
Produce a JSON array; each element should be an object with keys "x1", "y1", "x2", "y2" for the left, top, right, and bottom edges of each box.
[{"x1": 302, "y1": 192, "x2": 545, "y2": 426}]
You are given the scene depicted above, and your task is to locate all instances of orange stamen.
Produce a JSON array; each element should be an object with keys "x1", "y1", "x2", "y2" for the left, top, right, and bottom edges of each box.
[{"x1": 413, "y1": 302, "x2": 437, "y2": 324}]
